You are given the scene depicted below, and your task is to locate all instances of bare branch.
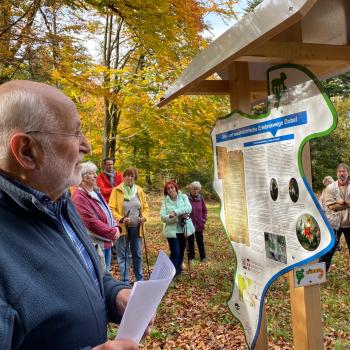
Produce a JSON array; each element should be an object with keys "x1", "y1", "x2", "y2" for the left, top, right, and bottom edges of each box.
[{"x1": 0, "y1": 0, "x2": 36, "y2": 37}]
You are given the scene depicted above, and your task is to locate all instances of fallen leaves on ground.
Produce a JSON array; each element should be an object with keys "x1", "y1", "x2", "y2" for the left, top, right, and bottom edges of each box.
[{"x1": 109, "y1": 195, "x2": 350, "y2": 349}]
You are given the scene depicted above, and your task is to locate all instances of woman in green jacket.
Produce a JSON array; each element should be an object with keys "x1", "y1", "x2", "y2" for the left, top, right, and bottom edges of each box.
[{"x1": 160, "y1": 180, "x2": 195, "y2": 276}]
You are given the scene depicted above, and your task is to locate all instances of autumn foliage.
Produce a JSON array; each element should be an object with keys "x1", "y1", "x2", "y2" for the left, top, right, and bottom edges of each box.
[{"x1": 0, "y1": 0, "x2": 236, "y2": 188}]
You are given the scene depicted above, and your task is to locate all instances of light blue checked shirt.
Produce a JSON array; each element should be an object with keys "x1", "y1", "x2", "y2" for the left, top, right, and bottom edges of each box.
[
  {"x1": 11, "y1": 179, "x2": 101, "y2": 293},
  {"x1": 60, "y1": 208, "x2": 101, "y2": 292}
]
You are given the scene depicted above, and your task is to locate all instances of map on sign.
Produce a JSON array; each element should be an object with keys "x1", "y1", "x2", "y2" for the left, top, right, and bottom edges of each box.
[
  {"x1": 211, "y1": 64, "x2": 336, "y2": 349},
  {"x1": 294, "y1": 262, "x2": 326, "y2": 287}
]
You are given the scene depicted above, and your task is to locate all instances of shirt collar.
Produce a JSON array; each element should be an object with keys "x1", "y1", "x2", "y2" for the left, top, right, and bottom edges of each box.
[
  {"x1": 3, "y1": 174, "x2": 68, "y2": 217},
  {"x1": 337, "y1": 180, "x2": 349, "y2": 187}
]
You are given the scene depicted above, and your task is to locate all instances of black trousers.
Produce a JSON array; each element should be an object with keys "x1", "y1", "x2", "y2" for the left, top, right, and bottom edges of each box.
[
  {"x1": 320, "y1": 227, "x2": 350, "y2": 272},
  {"x1": 188, "y1": 230, "x2": 206, "y2": 260},
  {"x1": 167, "y1": 233, "x2": 186, "y2": 275}
]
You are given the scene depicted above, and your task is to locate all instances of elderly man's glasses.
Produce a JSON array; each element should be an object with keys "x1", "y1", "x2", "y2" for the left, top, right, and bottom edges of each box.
[{"x1": 24, "y1": 130, "x2": 84, "y2": 139}]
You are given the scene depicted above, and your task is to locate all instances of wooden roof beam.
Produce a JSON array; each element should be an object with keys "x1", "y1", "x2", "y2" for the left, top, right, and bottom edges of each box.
[
  {"x1": 184, "y1": 80, "x2": 229, "y2": 95},
  {"x1": 238, "y1": 41, "x2": 350, "y2": 65},
  {"x1": 184, "y1": 79, "x2": 267, "y2": 95}
]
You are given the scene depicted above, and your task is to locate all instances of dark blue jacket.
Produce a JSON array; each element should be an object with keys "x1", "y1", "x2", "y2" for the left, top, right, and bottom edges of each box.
[{"x1": 0, "y1": 175, "x2": 129, "y2": 350}]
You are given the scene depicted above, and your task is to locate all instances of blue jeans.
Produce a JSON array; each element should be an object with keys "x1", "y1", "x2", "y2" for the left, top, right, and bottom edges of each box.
[
  {"x1": 167, "y1": 233, "x2": 186, "y2": 275},
  {"x1": 104, "y1": 247, "x2": 111, "y2": 272},
  {"x1": 116, "y1": 226, "x2": 143, "y2": 284}
]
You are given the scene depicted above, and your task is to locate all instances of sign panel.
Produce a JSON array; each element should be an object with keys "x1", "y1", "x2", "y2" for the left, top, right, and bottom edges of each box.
[
  {"x1": 211, "y1": 64, "x2": 336, "y2": 349},
  {"x1": 293, "y1": 262, "x2": 327, "y2": 287}
]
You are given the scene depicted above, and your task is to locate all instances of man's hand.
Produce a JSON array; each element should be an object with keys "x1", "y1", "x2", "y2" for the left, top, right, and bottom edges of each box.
[
  {"x1": 143, "y1": 315, "x2": 155, "y2": 338},
  {"x1": 92, "y1": 339, "x2": 138, "y2": 350},
  {"x1": 329, "y1": 203, "x2": 347, "y2": 211},
  {"x1": 115, "y1": 288, "x2": 131, "y2": 315}
]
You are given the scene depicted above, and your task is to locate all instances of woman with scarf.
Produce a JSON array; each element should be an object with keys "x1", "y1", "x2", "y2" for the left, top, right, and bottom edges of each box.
[
  {"x1": 72, "y1": 161, "x2": 120, "y2": 272},
  {"x1": 160, "y1": 181, "x2": 195, "y2": 276},
  {"x1": 187, "y1": 181, "x2": 208, "y2": 262},
  {"x1": 109, "y1": 167, "x2": 149, "y2": 285}
]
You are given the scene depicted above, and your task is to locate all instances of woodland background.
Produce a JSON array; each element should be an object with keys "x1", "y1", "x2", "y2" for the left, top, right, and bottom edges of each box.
[
  {"x1": 2, "y1": 1, "x2": 350, "y2": 349},
  {"x1": 2, "y1": 0, "x2": 350, "y2": 194}
]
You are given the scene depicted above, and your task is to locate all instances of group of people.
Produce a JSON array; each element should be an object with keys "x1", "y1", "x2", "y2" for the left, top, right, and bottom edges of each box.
[
  {"x1": 71, "y1": 160, "x2": 148, "y2": 288},
  {"x1": 2, "y1": 78, "x2": 350, "y2": 349},
  {"x1": 319, "y1": 163, "x2": 350, "y2": 271},
  {"x1": 161, "y1": 180, "x2": 207, "y2": 277},
  {"x1": 71, "y1": 157, "x2": 208, "y2": 284}
]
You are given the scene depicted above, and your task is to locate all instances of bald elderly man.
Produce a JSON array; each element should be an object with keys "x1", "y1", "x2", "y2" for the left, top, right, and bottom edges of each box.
[{"x1": 0, "y1": 81, "x2": 141, "y2": 350}]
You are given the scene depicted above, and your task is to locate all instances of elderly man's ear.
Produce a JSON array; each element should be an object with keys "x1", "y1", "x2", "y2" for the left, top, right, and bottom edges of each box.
[{"x1": 10, "y1": 133, "x2": 42, "y2": 170}]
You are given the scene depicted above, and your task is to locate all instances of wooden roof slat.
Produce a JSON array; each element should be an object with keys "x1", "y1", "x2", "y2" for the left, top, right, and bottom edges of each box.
[
  {"x1": 184, "y1": 80, "x2": 267, "y2": 95},
  {"x1": 238, "y1": 41, "x2": 350, "y2": 65}
]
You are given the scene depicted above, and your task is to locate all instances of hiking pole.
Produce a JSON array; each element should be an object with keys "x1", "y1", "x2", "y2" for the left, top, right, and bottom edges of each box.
[
  {"x1": 139, "y1": 209, "x2": 150, "y2": 279},
  {"x1": 183, "y1": 216, "x2": 191, "y2": 281},
  {"x1": 142, "y1": 231, "x2": 151, "y2": 279},
  {"x1": 123, "y1": 210, "x2": 130, "y2": 283}
]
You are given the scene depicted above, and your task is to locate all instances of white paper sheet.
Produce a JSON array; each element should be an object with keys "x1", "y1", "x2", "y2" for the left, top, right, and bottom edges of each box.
[{"x1": 116, "y1": 251, "x2": 175, "y2": 344}]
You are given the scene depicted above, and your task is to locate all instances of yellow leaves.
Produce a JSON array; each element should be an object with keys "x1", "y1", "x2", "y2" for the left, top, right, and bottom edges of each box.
[
  {"x1": 51, "y1": 69, "x2": 61, "y2": 81},
  {"x1": 85, "y1": 19, "x2": 102, "y2": 33}
]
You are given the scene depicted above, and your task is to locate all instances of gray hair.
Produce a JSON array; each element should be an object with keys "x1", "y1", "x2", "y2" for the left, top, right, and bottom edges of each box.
[
  {"x1": 337, "y1": 163, "x2": 349, "y2": 172},
  {"x1": 322, "y1": 176, "x2": 334, "y2": 187},
  {"x1": 0, "y1": 88, "x2": 57, "y2": 156},
  {"x1": 188, "y1": 181, "x2": 202, "y2": 190},
  {"x1": 80, "y1": 161, "x2": 98, "y2": 178}
]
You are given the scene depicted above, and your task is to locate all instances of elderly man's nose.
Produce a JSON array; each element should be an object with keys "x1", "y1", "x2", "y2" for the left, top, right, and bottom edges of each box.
[{"x1": 80, "y1": 134, "x2": 91, "y2": 154}]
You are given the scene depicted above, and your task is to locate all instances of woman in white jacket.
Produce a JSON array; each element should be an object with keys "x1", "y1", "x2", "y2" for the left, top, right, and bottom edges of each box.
[{"x1": 160, "y1": 181, "x2": 195, "y2": 276}]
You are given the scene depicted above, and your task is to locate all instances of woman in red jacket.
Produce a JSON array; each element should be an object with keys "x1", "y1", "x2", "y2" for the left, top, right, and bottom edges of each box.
[{"x1": 72, "y1": 161, "x2": 120, "y2": 271}]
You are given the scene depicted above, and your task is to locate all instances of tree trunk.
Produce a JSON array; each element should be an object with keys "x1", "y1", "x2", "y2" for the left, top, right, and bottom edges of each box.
[
  {"x1": 102, "y1": 14, "x2": 123, "y2": 160},
  {"x1": 0, "y1": 0, "x2": 12, "y2": 83},
  {"x1": 145, "y1": 174, "x2": 152, "y2": 191}
]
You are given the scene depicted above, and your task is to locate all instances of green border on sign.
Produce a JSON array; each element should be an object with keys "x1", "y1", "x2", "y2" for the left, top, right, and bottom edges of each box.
[{"x1": 210, "y1": 63, "x2": 338, "y2": 349}]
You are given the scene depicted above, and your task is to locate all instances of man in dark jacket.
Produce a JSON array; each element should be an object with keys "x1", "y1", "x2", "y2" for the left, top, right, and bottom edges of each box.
[{"x1": 0, "y1": 80, "x2": 139, "y2": 350}]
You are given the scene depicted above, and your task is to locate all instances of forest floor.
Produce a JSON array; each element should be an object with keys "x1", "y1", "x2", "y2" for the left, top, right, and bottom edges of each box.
[{"x1": 109, "y1": 195, "x2": 350, "y2": 349}]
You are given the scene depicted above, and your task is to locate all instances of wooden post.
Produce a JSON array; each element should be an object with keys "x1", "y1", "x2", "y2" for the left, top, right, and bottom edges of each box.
[
  {"x1": 274, "y1": 23, "x2": 324, "y2": 349},
  {"x1": 228, "y1": 62, "x2": 269, "y2": 350},
  {"x1": 288, "y1": 143, "x2": 324, "y2": 349},
  {"x1": 254, "y1": 303, "x2": 269, "y2": 350},
  {"x1": 288, "y1": 272, "x2": 323, "y2": 349},
  {"x1": 228, "y1": 62, "x2": 251, "y2": 112}
]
